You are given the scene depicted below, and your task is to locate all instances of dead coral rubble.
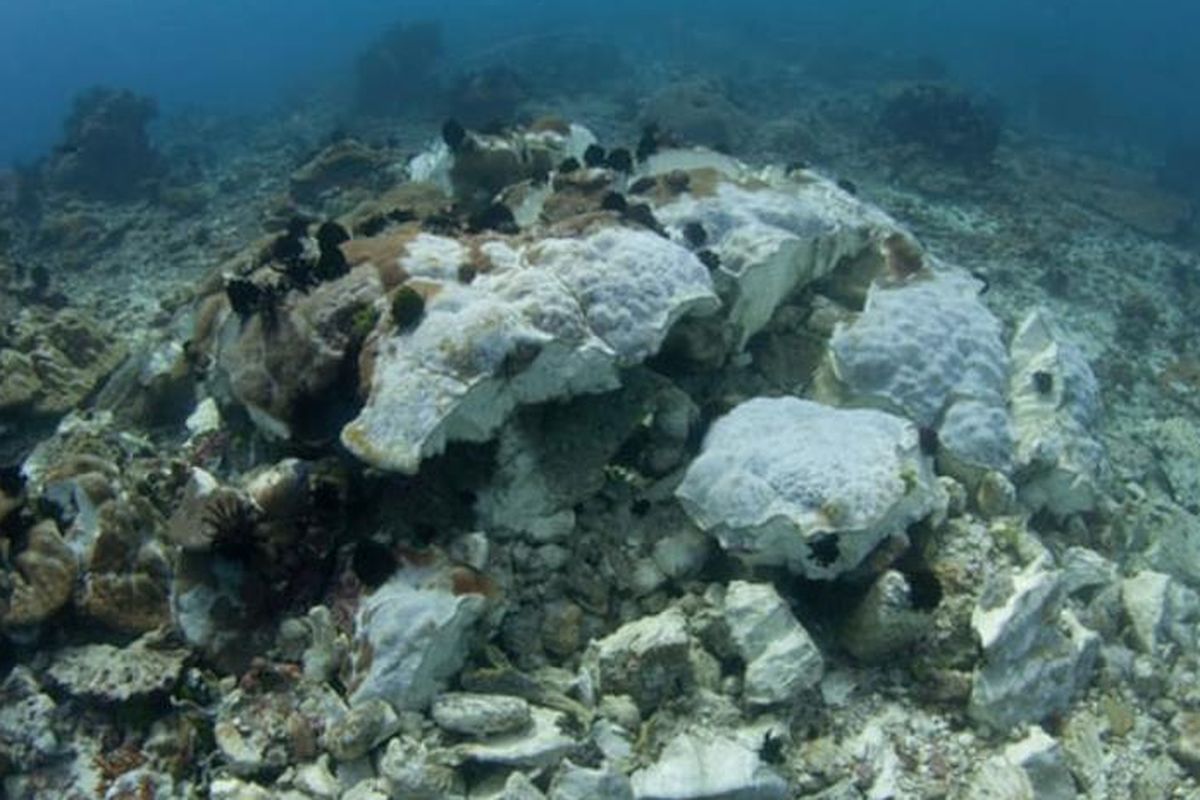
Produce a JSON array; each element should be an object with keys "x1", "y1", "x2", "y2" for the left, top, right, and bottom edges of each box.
[{"x1": 0, "y1": 118, "x2": 1183, "y2": 798}]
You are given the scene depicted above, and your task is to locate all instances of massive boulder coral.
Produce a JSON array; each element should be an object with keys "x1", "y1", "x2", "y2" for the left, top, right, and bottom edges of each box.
[
  {"x1": 676, "y1": 397, "x2": 941, "y2": 579},
  {"x1": 649, "y1": 155, "x2": 895, "y2": 348},
  {"x1": 342, "y1": 225, "x2": 718, "y2": 473},
  {"x1": 208, "y1": 264, "x2": 385, "y2": 441},
  {"x1": 816, "y1": 268, "x2": 1013, "y2": 479}
]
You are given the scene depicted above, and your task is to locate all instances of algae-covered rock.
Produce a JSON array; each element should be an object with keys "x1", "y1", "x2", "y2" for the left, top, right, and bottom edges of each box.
[
  {"x1": 290, "y1": 139, "x2": 391, "y2": 204},
  {"x1": 585, "y1": 606, "x2": 693, "y2": 714},
  {"x1": 212, "y1": 264, "x2": 383, "y2": 440}
]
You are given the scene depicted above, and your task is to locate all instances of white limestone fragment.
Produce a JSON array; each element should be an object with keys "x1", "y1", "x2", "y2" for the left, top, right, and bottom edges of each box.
[
  {"x1": 1003, "y1": 728, "x2": 1076, "y2": 800},
  {"x1": 964, "y1": 726, "x2": 1076, "y2": 800},
  {"x1": 45, "y1": 635, "x2": 189, "y2": 703},
  {"x1": 969, "y1": 559, "x2": 1099, "y2": 730},
  {"x1": 1060, "y1": 546, "x2": 1117, "y2": 597},
  {"x1": 494, "y1": 772, "x2": 548, "y2": 800},
  {"x1": 323, "y1": 698, "x2": 401, "y2": 761},
  {"x1": 676, "y1": 397, "x2": 940, "y2": 578},
  {"x1": 210, "y1": 777, "x2": 274, "y2": 800},
  {"x1": 432, "y1": 692, "x2": 532, "y2": 737},
  {"x1": 631, "y1": 730, "x2": 789, "y2": 800},
  {"x1": 549, "y1": 760, "x2": 635, "y2": 800},
  {"x1": 348, "y1": 566, "x2": 487, "y2": 711},
  {"x1": 1121, "y1": 570, "x2": 1200, "y2": 654},
  {"x1": 342, "y1": 226, "x2": 718, "y2": 473},
  {"x1": 723, "y1": 581, "x2": 824, "y2": 705},
  {"x1": 821, "y1": 269, "x2": 1013, "y2": 477},
  {"x1": 341, "y1": 779, "x2": 391, "y2": 800},
  {"x1": 455, "y1": 706, "x2": 577, "y2": 768},
  {"x1": 1009, "y1": 309, "x2": 1107, "y2": 516},
  {"x1": 964, "y1": 757, "x2": 1032, "y2": 800},
  {"x1": 292, "y1": 756, "x2": 341, "y2": 799},
  {"x1": 185, "y1": 396, "x2": 221, "y2": 439},
  {"x1": 848, "y1": 720, "x2": 902, "y2": 800},
  {"x1": 1134, "y1": 499, "x2": 1200, "y2": 590}
]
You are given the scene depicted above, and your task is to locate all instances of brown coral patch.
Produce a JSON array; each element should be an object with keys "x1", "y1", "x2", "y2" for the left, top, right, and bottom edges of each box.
[
  {"x1": 78, "y1": 572, "x2": 171, "y2": 633},
  {"x1": 1, "y1": 519, "x2": 78, "y2": 628},
  {"x1": 75, "y1": 496, "x2": 171, "y2": 633},
  {"x1": 881, "y1": 232, "x2": 926, "y2": 280},
  {"x1": 529, "y1": 116, "x2": 572, "y2": 136},
  {"x1": 450, "y1": 566, "x2": 499, "y2": 599},
  {"x1": 342, "y1": 228, "x2": 418, "y2": 289},
  {"x1": 343, "y1": 182, "x2": 449, "y2": 232}
]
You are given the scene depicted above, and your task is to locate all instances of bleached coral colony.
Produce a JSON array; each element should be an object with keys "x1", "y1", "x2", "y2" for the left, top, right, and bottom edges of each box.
[{"x1": 0, "y1": 120, "x2": 1152, "y2": 799}]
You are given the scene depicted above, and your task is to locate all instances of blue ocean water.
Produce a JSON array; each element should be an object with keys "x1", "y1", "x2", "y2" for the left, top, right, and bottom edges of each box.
[{"x1": 1, "y1": 0, "x2": 1198, "y2": 166}]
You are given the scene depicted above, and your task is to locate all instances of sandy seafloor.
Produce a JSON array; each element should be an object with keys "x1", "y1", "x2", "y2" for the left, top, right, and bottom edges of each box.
[{"x1": 3, "y1": 40, "x2": 1200, "y2": 800}]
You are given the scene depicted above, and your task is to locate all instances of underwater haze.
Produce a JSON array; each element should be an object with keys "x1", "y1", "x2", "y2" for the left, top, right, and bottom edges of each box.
[
  {"x1": 2, "y1": 0, "x2": 1200, "y2": 164},
  {"x1": 8, "y1": 0, "x2": 1200, "y2": 796}
]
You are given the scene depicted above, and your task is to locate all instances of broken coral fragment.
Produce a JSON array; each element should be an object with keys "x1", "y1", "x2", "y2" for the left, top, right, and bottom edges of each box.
[
  {"x1": 347, "y1": 562, "x2": 489, "y2": 711},
  {"x1": 45, "y1": 633, "x2": 189, "y2": 703},
  {"x1": 1, "y1": 519, "x2": 77, "y2": 630},
  {"x1": 1008, "y1": 308, "x2": 1107, "y2": 516}
]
